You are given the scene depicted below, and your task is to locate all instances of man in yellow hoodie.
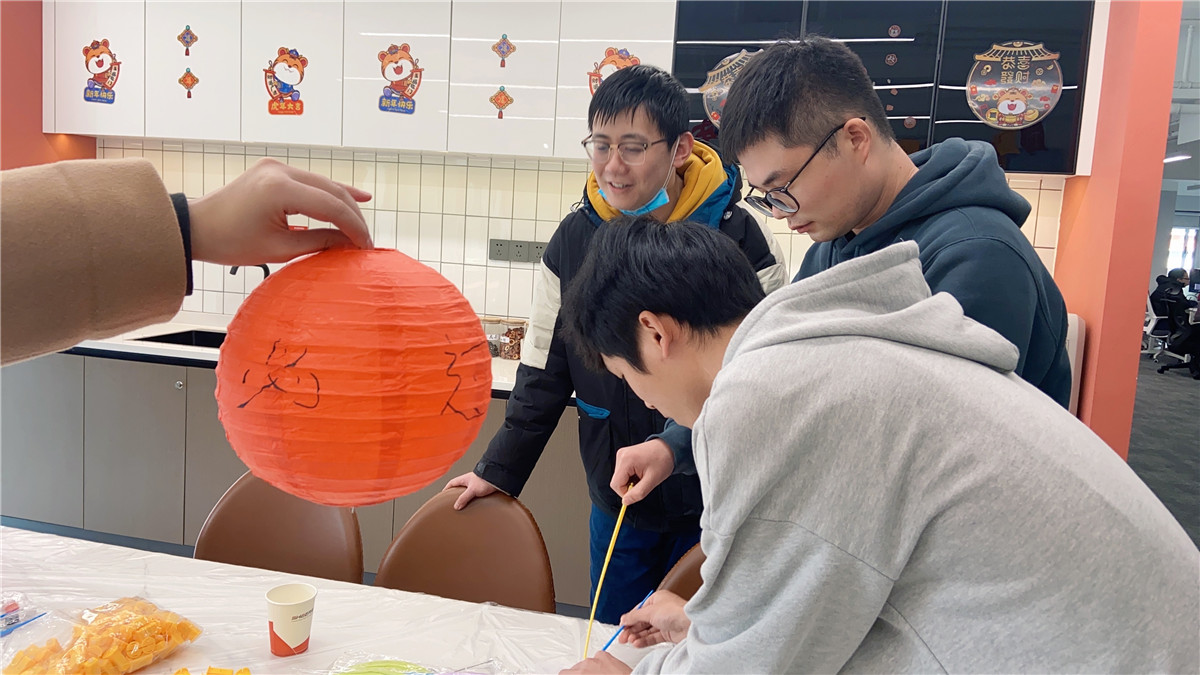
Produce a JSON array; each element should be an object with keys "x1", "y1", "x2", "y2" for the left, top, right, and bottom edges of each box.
[{"x1": 446, "y1": 65, "x2": 786, "y2": 622}]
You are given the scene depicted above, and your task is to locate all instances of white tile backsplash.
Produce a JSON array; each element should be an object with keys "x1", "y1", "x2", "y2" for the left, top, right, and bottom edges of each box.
[{"x1": 118, "y1": 138, "x2": 1061, "y2": 326}]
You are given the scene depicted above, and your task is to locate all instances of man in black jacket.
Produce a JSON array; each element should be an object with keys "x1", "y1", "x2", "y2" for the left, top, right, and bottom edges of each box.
[{"x1": 444, "y1": 65, "x2": 786, "y2": 623}]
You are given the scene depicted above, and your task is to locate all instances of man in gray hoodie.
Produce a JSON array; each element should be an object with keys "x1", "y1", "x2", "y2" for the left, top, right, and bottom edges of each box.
[{"x1": 558, "y1": 217, "x2": 1199, "y2": 674}]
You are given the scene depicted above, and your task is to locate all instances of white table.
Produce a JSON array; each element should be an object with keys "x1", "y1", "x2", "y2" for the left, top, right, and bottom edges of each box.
[{"x1": 0, "y1": 527, "x2": 652, "y2": 674}]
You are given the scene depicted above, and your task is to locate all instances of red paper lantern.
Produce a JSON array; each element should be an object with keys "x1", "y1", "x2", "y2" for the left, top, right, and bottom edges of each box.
[{"x1": 215, "y1": 249, "x2": 491, "y2": 507}]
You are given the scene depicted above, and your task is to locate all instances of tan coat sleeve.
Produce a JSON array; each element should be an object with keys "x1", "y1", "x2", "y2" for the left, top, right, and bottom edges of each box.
[{"x1": 1, "y1": 158, "x2": 186, "y2": 365}]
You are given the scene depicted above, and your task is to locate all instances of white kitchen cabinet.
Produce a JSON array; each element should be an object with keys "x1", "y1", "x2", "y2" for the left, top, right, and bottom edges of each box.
[
  {"x1": 145, "y1": 0, "x2": 241, "y2": 141},
  {"x1": 447, "y1": 1, "x2": 561, "y2": 157},
  {"x1": 552, "y1": 0, "x2": 678, "y2": 158},
  {"x1": 1, "y1": 354, "x2": 85, "y2": 528},
  {"x1": 83, "y1": 359, "x2": 187, "y2": 543},
  {"x1": 54, "y1": 0, "x2": 145, "y2": 137},
  {"x1": 240, "y1": 0, "x2": 344, "y2": 146},
  {"x1": 342, "y1": 1, "x2": 452, "y2": 153}
]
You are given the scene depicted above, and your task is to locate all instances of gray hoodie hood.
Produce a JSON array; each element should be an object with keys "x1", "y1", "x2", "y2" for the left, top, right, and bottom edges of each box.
[{"x1": 728, "y1": 241, "x2": 1019, "y2": 374}]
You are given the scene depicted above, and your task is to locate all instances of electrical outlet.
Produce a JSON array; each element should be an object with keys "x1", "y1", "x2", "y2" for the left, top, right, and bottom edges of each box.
[
  {"x1": 511, "y1": 240, "x2": 531, "y2": 263},
  {"x1": 531, "y1": 241, "x2": 547, "y2": 263},
  {"x1": 490, "y1": 238, "x2": 510, "y2": 261}
]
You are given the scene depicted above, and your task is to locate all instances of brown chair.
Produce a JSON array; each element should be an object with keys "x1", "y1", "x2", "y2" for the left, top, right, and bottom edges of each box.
[
  {"x1": 374, "y1": 487, "x2": 555, "y2": 613},
  {"x1": 657, "y1": 543, "x2": 705, "y2": 601},
  {"x1": 194, "y1": 471, "x2": 364, "y2": 584}
]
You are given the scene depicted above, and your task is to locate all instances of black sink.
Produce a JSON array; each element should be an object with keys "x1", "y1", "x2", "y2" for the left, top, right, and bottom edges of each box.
[{"x1": 136, "y1": 330, "x2": 226, "y2": 349}]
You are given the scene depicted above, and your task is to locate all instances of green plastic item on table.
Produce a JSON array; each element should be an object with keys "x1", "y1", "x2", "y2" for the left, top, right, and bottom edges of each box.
[{"x1": 340, "y1": 660, "x2": 435, "y2": 675}]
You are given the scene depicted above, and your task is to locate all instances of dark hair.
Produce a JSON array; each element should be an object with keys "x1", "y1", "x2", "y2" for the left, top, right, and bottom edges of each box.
[
  {"x1": 561, "y1": 216, "x2": 765, "y2": 373},
  {"x1": 720, "y1": 37, "x2": 894, "y2": 163},
  {"x1": 588, "y1": 65, "x2": 689, "y2": 141},
  {"x1": 1168, "y1": 268, "x2": 1188, "y2": 281}
]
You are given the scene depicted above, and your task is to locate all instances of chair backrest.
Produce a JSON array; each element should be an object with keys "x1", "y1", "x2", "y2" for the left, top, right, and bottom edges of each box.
[
  {"x1": 1065, "y1": 313, "x2": 1085, "y2": 416},
  {"x1": 374, "y1": 487, "x2": 555, "y2": 613},
  {"x1": 657, "y1": 544, "x2": 705, "y2": 602},
  {"x1": 194, "y1": 471, "x2": 363, "y2": 584}
]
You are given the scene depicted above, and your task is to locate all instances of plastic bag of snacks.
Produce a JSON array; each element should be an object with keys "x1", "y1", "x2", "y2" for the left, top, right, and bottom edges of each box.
[{"x1": 3, "y1": 597, "x2": 202, "y2": 675}]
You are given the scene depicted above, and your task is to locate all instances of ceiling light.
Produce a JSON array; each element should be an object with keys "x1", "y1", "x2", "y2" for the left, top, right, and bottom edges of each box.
[{"x1": 1164, "y1": 154, "x2": 1192, "y2": 163}]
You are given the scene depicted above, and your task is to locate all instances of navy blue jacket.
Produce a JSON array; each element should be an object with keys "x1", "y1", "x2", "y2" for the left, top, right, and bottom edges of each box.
[{"x1": 796, "y1": 139, "x2": 1072, "y2": 408}]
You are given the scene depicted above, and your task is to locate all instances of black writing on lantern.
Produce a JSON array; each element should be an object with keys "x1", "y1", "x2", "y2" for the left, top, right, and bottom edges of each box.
[
  {"x1": 441, "y1": 337, "x2": 488, "y2": 421},
  {"x1": 238, "y1": 339, "x2": 321, "y2": 409}
]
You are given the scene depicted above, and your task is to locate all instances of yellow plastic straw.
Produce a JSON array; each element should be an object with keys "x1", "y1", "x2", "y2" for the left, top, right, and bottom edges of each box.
[{"x1": 582, "y1": 489, "x2": 631, "y2": 659}]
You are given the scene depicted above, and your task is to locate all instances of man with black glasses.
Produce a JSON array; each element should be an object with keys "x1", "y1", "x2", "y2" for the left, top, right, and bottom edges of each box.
[
  {"x1": 444, "y1": 64, "x2": 786, "y2": 623},
  {"x1": 724, "y1": 37, "x2": 1072, "y2": 407}
]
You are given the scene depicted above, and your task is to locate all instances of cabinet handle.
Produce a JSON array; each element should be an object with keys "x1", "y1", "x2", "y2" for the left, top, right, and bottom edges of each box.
[{"x1": 175, "y1": 381, "x2": 185, "y2": 390}]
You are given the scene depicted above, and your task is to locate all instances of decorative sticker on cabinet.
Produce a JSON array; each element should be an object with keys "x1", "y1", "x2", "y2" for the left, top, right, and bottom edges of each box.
[
  {"x1": 264, "y1": 47, "x2": 307, "y2": 116},
  {"x1": 83, "y1": 39, "x2": 120, "y2": 104},
  {"x1": 490, "y1": 86, "x2": 513, "y2": 119},
  {"x1": 177, "y1": 25, "x2": 198, "y2": 57},
  {"x1": 378, "y1": 44, "x2": 422, "y2": 115},
  {"x1": 698, "y1": 50, "x2": 759, "y2": 128},
  {"x1": 492, "y1": 34, "x2": 515, "y2": 68},
  {"x1": 588, "y1": 48, "x2": 640, "y2": 96},
  {"x1": 967, "y1": 41, "x2": 1062, "y2": 130},
  {"x1": 178, "y1": 68, "x2": 199, "y2": 99}
]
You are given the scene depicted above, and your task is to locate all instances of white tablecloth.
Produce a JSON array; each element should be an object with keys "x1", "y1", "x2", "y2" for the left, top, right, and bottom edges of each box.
[{"x1": 0, "y1": 527, "x2": 652, "y2": 674}]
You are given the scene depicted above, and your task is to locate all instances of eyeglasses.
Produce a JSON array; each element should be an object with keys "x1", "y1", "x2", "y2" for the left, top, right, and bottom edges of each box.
[
  {"x1": 581, "y1": 136, "x2": 669, "y2": 166},
  {"x1": 745, "y1": 117, "x2": 865, "y2": 218}
]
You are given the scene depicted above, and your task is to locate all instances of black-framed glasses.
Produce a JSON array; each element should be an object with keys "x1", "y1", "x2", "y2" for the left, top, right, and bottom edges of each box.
[
  {"x1": 581, "y1": 136, "x2": 669, "y2": 166},
  {"x1": 745, "y1": 117, "x2": 865, "y2": 218}
]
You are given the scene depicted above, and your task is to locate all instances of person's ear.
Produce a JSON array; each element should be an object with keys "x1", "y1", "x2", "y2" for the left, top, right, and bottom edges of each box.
[{"x1": 673, "y1": 133, "x2": 695, "y2": 169}]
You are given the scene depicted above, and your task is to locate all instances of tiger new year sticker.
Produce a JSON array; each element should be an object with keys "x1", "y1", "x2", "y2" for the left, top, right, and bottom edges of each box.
[
  {"x1": 265, "y1": 47, "x2": 307, "y2": 116},
  {"x1": 588, "y1": 48, "x2": 640, "y2": 96},
  {"x1": 967, "y1": 41, "x2": 1062, "y2": 130},
  {"x1": 83, "y1": 39, "x2": 120, "y2": 104},
  {"x1": 378, "y1": 43, "x2": 422, "y2": 114}
]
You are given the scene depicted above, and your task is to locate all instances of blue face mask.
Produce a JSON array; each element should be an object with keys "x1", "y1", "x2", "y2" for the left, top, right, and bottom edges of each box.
[{"x1": 598, "y1": 141, "x2": 678, "y2": 216}]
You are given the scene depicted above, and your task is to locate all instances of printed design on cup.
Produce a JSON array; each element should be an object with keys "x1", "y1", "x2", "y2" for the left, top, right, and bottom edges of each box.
[
  {"x1": 492, "y1": 34, "x2": 515, "y2": 68},
  {"x1": 966, "y1": 41, "x2": 1062, "y2": 130},
  {"x1": 177, "y1": 25, "x2": 198, "y2": 56},
  {"x1": 179, "y1": 68, "x2": 199, "y2": 99},
  {"x1": 265, "y1": 47, "x2": 307, "y2": 116},
  {"x1": 83, "y1": 39, "x2": 120, "y2": 104},
  {"x1": 266, "y1": 583, "x2": 317, "y2": 657},
  {"x1": 490, "y1": 86, "x2": 513, "y2": 119},
  {"x1": 588, "y1": 47, "x2": 640, "y2": 96},
  {"x1": 378, "y1": 43, "x2": 422, "y2": 115}
]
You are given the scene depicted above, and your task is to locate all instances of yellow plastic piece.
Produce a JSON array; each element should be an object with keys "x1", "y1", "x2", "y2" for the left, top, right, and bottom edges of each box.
[
  {"x1": 128, "y1": 653, "x2": 154, "y2": 672},
  {"x1": 234, "y1": 669, "x2": 252, "y2": 675},
  {"x1": 100, "y1": 658, "x2": 121, "y2": 675},
  {"x1": 205, "y1": 668, "x2": 234, "y2": 675},
  {"x1": 173, "y1": 669, "x2": 192, "y2": 675},
  {"x1": 109, "y1": 651, "x2": 130, "y2": 671}
]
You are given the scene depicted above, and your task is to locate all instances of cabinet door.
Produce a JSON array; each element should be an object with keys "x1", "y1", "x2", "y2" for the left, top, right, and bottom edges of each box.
[
  {"x1": 145, "y1": 0, "x2": 241, "y2": 141},
  {"x1": 55, "y1": 0, "x2": 146, "y2": 136},
  {"x1": 241, "y1": 0, "x2": 344, "y2": 146},
  {"x1": 83, "y1": 359, "x2": 186, "y2": 543},
  {"x1": 671, "y1": 1, "x2": 803, "y2": 136},
  {"x1": 805, "y1": 0, "x2": 942, "y2": 153},
  {"x1": 553, "y1": 1, "x2": 678, "y2": 158},
  {"x1": 342, "y1": 1, "x2": 452, "y2": 153},
  {"x1": 933, "y1": 0, "x2": 1092, "y2": 173},
  {"x1": 1, "y1": 354, "x2": 85, "y2": 528},
  {"x1": 447, "y1": 1, "x2": 561, "y2": 157},
  {"x1": 182, "y1": 368, "x2": 247, "y2": 546}
]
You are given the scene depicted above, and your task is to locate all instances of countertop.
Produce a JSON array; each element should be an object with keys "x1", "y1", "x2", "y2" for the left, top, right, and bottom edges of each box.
[{"x1": 65, "y1": 313, "x2": 523, "y2": 398}]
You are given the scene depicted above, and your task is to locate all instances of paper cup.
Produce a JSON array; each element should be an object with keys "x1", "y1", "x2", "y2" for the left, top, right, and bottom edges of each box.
[{"x1": 266, "y1": 583, "x2": 317, "y2": 656}]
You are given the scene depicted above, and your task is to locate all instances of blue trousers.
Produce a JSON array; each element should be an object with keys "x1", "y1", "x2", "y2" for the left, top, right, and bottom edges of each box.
[{"x1": 587, "y1": 504, "x2": 700, "y2": 625}]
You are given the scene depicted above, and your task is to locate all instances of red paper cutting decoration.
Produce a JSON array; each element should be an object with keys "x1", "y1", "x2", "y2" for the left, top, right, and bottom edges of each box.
[{"x1": 215, "y1": 249, "x2": 491, "y2": 507}]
